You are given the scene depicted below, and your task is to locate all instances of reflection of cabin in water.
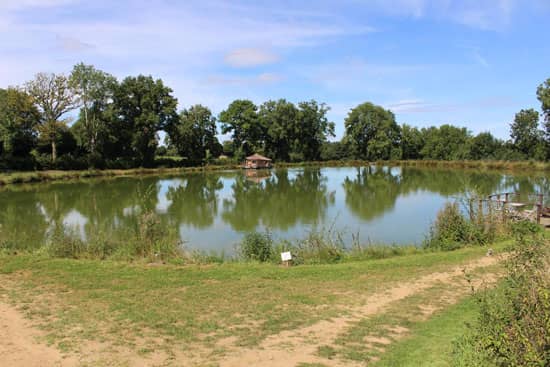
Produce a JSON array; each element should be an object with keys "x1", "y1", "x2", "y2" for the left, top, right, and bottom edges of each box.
[
  {"x1": 244, "y1": 154, "x2": 272, "y2": 169},
  {"x1": 245, "y1": 169, "x2": 272, "y2": 183}
]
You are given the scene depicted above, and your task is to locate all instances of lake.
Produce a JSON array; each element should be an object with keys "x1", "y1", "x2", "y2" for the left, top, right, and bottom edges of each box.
[{"x1": 1, "y1": 166, "x2": 548, "y2": 253}]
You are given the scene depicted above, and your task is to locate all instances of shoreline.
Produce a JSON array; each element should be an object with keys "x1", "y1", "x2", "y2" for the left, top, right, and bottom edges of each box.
[{"x1": 0, "y1": 159, "x2": 548, "y2": 186}]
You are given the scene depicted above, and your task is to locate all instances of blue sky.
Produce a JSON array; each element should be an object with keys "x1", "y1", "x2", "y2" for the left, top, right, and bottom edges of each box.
[{"x1": 1, "y1": 0, "x2": 549, "y2": 140}]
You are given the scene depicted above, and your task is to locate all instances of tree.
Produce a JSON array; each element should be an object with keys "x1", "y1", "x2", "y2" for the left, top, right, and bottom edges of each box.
[
  {"x1": 469, "y1": 132, "x2": 502, "y2": 160},
  {"x1": 111, "y1": 75, "x2": 178, "y2": 167},
  {"x1": 320, "y1": 141, "x2": 350, "y2": 161},
  {"x1": 294, "y1": 100, "x2": 335, "y2": 161},
  {"x1": 168, "y1": 104, "x2": 219, "y2": 164},
  {"x1": 0, "y1": 88, "x2": 40, "y2": 157},
  {"x1": 343, "y1": 102, "x2": 401, "y2": 160},
  {"x1": 537, "y1": 78, "x2": 550, "y2": 133},
  {"x1": 510, "y1": 109, "x2": 541, "y2": 157},
  {"x1": 400, "y1": 124, "x2": 424, "y2": 160},
  {"x1": 420, "y1": 125, "x2": 471, "y2": 160},
  {"x1": 219, "y1": 100, "x2": 261, "y2": 157},
  {"x1": 69, "y1": 63, "x2": 117, "y2": 158},
  {"x1": 25, "y1": 73, "x2": 79, "y2": 161},
  {"x1": 259, "y1": 99, "x2": 298, "y2": 161}
]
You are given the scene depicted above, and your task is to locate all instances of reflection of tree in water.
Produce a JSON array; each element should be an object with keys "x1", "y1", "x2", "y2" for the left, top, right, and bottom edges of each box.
[
  {"x1": 222, "y1": 168, "x2": 334, "y2": 231},
  {"x1": 343, "y1": 166, "x2": 401, "y2": 221},
  {"x1": 0, "y1": 190, "x2": 49, "y2": 249},
  {"x1": 343, "y1": 166, "x2": 509, "y2": 222},
  {"x1": 398, "y1": 168, "x2": 504, "y2": 197},
  {"x1": 501, "y1": 174, "x2": 550, "y2": 205},
  {"x1": 165, "y1": 174, "x2": 223, "y2": 228}
]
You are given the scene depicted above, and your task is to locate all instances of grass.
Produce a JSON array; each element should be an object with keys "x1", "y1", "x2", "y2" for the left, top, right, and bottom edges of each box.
[
  {"x1": 0, "y1": 164, "x2": 241, "y2": 186},
  {"x1": 371, "y1": 296, "x2": 481, "y2": 367},
  {"x1": 383, "y1": 159, "x2": 550, "y2": 172},
  {"x1": 0, "y1": 242, "x2": 507, "y2": 361}
]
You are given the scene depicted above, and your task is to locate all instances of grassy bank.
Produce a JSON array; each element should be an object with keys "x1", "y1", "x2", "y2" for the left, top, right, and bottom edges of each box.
[
  {"x1": 383, "y1": 159, "x2": 550, "y2": 171},
  {"x1": 1, "y1": 159, "x2": 548, "y2": 186},
  {"x1": 283, "y1": 159, "x2": 550, "y2": 172},
  {"x1": 371, "y1": 296, "x2": 481, "y2": 367},
  {"x1": 0, "y1": 242, "x2": 507, "y2": 366},
  {"x1": 0, "y1": 164, "x2": 243, "y2": 186}
]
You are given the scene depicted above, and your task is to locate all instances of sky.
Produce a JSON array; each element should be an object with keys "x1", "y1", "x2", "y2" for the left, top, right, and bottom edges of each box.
[{"x1": 1, "y1": 0, "x2": 549, "y2": 140}]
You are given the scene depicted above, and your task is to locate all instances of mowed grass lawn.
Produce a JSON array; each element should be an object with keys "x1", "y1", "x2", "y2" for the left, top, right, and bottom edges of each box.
[{"x1": 0, "y1": 244, "x2": 506, "y2": 363}]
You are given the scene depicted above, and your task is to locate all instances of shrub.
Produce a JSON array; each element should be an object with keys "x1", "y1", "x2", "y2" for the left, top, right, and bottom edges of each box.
[
  {"x1": 424, "y1": 202, "x2": 496, "y2": 251},
  {"x1": 45, "y1": 223, "x2": 86, "y2": 259},
  {"x1": 424, "y1": 202, "x2": 472, "y2": 250},
  {"x1": 453, "y1": 232, "x2": 550, "y2": 367},
  {"x1": 238, "y1": 230, "x2": 274, "y2": 262},
  {"x1": 293, "y1": 228, "x2": 345, "y2": 264}
]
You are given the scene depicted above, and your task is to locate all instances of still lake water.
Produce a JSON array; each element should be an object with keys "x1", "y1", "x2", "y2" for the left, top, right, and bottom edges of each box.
[{"x1": 1, "y1": 166, "x2": 548, "y2": 253}]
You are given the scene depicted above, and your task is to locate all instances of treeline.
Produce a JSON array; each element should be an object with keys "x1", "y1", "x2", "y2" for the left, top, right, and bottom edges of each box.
[{"x1": 0, "y1": 63, "x2": 549, "y2": 171}]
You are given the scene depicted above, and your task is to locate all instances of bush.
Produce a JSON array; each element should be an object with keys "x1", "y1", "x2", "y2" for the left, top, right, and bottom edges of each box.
[
  {"x1": 424, "y1": 202, "x2": 494, "y2": 251},
  {"x1": 424, "y1": 202, "x2": 473, "y2": 250},
  {"x1": 238, "y1": 231, "x2": 274, "y2": 262},
  {"x1": 45, "y1": 223, "x2": 86, "y2": 259},
  {"x1": 293, "y1": 228, "x2": 345, "y2": 264},
  {"x1": 453, "y1": 232, "x2": 550, "y2": 367},
  {"x1": 40, "y1": 210, "x2": 183, "y2": 262}
]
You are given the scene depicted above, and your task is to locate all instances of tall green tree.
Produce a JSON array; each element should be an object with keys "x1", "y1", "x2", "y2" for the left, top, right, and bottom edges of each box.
[
  {"x1": 0, "y1": 88, "x2": 40, "y2": 158},
  {"x1": 25, "y1": 73, "x2": 79, "y2": 161},
  {"x1": 168, "y1": 104, "x2": 220, "y2": 164},
  {"x1": 294, "y1": 100, "x2": 334, "y2": 161},
  {"x1": 537, "y1": 78, "x2": 550, "y2": 133},
  {"x1": 259, "y1": 99, "x2": 298, "y2": 161},
  {"x1": 420, "y1": 125, "x2": 471, "y2": 160},
  {"x1": 469, "y1": 132, "x2": 501, "y2": 160},
  {"x1": 69, "y1": 63, "x2": 117, "y2": 158},
  {"x1": 400, "y1": 124, "x2": 424, "y2": 160},
  {"x1": 219, "y1": 100, "x2": 261, "y2": 158},
  {"x1": 111, "y1": 75, "x2": 178, "y2": 167},
  {"x1": 510, "y1": 109, "x2": 541, "y2": 157},
  {"x1": 343, "y1": 102, "x2": 401, "y2": 160}
]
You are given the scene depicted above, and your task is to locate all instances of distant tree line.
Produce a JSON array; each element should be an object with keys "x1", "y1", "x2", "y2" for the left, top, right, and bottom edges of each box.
[{"x1": 0, "y1": 63, "x2": 549, "y2": 171}]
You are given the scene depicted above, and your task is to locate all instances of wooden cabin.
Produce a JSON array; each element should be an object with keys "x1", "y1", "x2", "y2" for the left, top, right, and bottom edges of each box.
[{"x1": 244, "y1": 153, "x2": 272, "y2": 169}]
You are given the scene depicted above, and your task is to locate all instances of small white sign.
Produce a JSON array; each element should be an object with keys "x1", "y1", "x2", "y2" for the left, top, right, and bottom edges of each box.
[{"x1": 281, "y1": 251, "x2": 292, "y2": 262}]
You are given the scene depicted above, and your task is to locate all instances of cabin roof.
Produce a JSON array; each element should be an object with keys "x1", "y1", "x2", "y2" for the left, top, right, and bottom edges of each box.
[{"x1": 246, "y1": 153, "x2": 272, "y2": 161}]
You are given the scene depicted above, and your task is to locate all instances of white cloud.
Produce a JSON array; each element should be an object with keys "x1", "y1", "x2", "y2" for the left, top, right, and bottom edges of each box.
[
  {"x1": 205, "y1": 73, "x2": 283, "y2": 86},
  {"x1": 348, "y1": 0, "x2": 523, "y2": 30},
  {"x1": 224, "y1": 48, "x2": 279, "y2": 68},
  {"x1": 56, "y1": 35, "x2": 95, "y2": 52},
  {"x1": 385, "y1": 96, "x2": 515, "y2": 114}
]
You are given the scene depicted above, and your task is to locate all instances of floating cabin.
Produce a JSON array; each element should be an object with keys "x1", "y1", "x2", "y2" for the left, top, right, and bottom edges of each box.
[{"x1": 244, "y1": 153, "x2": 272, "y2": 169}]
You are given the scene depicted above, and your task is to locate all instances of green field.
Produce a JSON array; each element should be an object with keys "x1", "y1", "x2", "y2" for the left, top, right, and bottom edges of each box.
[{"x1": 0, "y1": 243, "x2": 508, "y2": 366}]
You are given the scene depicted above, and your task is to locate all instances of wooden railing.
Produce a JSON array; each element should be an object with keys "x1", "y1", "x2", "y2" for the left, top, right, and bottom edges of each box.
[{"x1": 485, "y1": 192, "x2": 544, "y2": 224}]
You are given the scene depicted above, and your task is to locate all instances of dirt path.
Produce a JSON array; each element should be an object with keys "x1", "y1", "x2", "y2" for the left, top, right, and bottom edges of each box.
[
  {"x1": 0, "y1": 298, "x2": 77, "y2": 367},
  {"x1": 0, "y1": 255, "x2": 502, "y2": 367},
  {"x1": 218, "y1": 255, "x2": 502, "y2": 367}
]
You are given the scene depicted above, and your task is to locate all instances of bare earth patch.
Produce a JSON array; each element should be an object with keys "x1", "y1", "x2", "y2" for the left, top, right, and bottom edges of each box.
[
  {"x1": 0, "y1": 298, "x2": 76, "y2": 367},
  {"x1": 0, "y1": 254, "x2": 503, "y2": 367},
  {"x1": 216, "y1": 255, "x2": 502, "y2": 367}
]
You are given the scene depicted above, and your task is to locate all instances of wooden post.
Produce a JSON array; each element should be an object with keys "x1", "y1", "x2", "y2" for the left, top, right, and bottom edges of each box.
[
  {"x1": 478, "y1": 199, "x2": 483, "y2": 224},
  {"x1": 537, "y1": 194, "x2": 543, "y2": 224},
  {"x1": 502, "y1": 201, "x2": 507, "y2": 223},
  {"x1": 505, "y1": 192, "x2": 509, "y2": 203},
  {"x1": 469, "y1": 199, "x2": 475, "y2": 222}
]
